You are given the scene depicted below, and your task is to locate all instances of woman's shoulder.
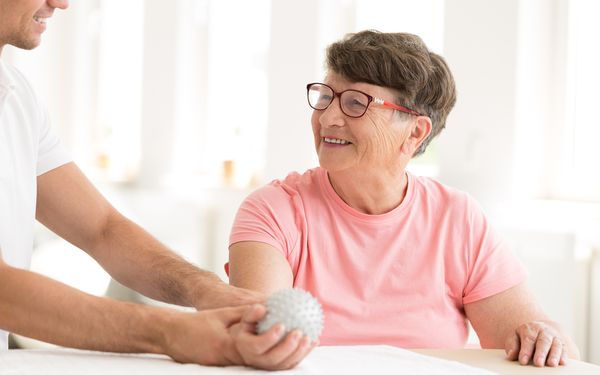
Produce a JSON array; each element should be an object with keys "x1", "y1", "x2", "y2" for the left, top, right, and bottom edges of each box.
[
  {"x1": 410, "y1": 174, "x2": 476, "y2": 208},
  {"x1": 246, "y1": 167, "x2": 322, "y2": 203},
  {"x1": 279, "y1": 167, "x2": 322, "y2": 186},
  {"x1": 263, "y1": 167, "x2": 322, "y2": 193}
]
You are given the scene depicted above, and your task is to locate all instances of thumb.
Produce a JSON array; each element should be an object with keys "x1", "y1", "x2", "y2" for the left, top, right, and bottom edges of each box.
[
  {"x1": 505, "y1": 332, "x2": 520, "y2": 361},
  {"x1": 242, "y1": 304, "x2": 267, "y2": 325},
  {"x1": 214, "y1": 305, "x2": 248, "y2": 327}
]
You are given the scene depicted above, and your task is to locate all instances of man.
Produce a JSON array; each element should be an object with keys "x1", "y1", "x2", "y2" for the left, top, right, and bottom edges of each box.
[{"x1": 0, "y1": 0, "x2": 312, "y2": 369}]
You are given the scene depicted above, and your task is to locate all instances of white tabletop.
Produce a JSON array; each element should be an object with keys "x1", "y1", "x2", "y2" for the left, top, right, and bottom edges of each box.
[
  {"x1": 0, "y1": 345, "x2": 492, "y2": 375},
  {"x1": 414, "y1": 349, "x2": 600, "y2": 375},
  {"x1": 2, "y1": 346, "x2": 599, "y2": 374}
]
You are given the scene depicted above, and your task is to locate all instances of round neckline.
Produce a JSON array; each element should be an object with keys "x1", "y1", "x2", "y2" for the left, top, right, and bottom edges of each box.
[{"x1": 317, "y1": 167, "x2": 415, "y2": 224}]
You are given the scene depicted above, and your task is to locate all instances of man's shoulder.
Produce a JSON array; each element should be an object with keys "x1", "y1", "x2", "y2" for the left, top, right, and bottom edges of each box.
[
  {"x1": 0, "y1": 60, "x2": 40, "y2": 109},
  {"x1": 0, "y1": 61, "x2": 31, "y2": 87}
]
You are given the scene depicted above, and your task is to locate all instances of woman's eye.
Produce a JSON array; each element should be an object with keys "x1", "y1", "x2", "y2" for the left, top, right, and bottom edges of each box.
[
  {"x1": 347, "y1": 98, "x2": 367, "y2": 109},
  {"x1": 317, "y1": 94, "x2": 333, "y2": 104}
]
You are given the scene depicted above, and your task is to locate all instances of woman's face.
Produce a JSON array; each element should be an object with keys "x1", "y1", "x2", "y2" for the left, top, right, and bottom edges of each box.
[{"x1": 311, "y1": 73, "x2": 415, "y2": 174}]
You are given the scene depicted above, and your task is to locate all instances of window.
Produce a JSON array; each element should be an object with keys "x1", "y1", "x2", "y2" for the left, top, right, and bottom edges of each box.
[
  {"x1": 195, "y1": 0, "x2": 271, "y2": 187},
  {"x1": 94, "y1": 0, "x2": 144, "y2": 182},
  {"x1": 555, "y1": 0, "x2": 600, "y2": 201}
]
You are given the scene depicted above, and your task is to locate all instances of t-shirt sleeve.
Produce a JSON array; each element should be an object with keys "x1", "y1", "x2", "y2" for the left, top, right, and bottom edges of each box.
[
  {"x1": 229, "y1": 183, "x2": 299, "y2": 259},
  {"x1": 462, "y1": 195, "x2": 527, "y2": 304},
  {"x1": 8, "y1": 64, "x2": 72, "y2": 176},
  {"x1": 36, "y1": 105, "x2": 71, "y2": 176}
]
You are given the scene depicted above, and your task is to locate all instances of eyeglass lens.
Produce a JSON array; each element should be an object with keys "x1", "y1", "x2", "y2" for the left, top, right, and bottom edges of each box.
[{"x1": 308, "y1": 84, "x2": 370, "y2": 118}]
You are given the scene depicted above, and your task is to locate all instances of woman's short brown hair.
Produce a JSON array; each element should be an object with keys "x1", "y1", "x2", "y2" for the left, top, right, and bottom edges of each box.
[{"x1": 326, "y1": 30, "x2": 456, "y2": 156}]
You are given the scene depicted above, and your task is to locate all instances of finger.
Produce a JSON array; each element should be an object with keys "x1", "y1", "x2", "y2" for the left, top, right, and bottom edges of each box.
[
  {"x1": 234, "y1": 304, "x2": 268, "y2": 336},
  {"x1": 259, "y1": 329, "x2": 304, "y2": 367},
  {"x1": 242, "y1": 304, "x2": 267, "y2": 325},
  {"x1": 545, "y1": 337, "x2": 563, "y2": 367},
  {"x1": 532, "y1": 330, "x2": 554, "y2": 367},
  {"x1": 504, "y1": 333, "x2": 520, "y2": 361},
  {"x1": 237, "y1": 323, "x2": 286, "y2": 356},
  {"x1": 216, "y1": 305, "x2": 250, "y2": 327},
  {"x1": 559, "y1": 349, "x2": 568, "y2": 365},
  {"x1": 222, "y1": 336, "x2": 245, "y2": 366},
  {"x1": 516, "y1": 326, "x2": 538, "y2": 365},
  {"x1": 277, "y1": 335, "x2": 314, "y2": 370}
]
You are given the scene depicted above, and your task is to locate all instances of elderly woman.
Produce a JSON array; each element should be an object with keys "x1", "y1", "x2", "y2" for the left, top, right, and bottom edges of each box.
[{"x1": 227, "y1": 30, "x2": 579, "y2": 367}]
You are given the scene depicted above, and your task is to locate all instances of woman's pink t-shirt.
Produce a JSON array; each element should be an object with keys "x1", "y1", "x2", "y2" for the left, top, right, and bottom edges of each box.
[{"x1": 229, "y1": 167, "x2": 527, "y2": 348}]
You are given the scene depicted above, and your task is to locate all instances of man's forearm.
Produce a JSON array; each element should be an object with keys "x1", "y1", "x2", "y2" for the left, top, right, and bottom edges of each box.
[
  {"x1": 35, "y1": 164, "x2": 262, "y2": 311},
  {"x1": 0, "y1": 263, "x2": 167, "y2": 353},
  {"x1": 86, "y1": 212, "x2": 238, "y2": 309}
]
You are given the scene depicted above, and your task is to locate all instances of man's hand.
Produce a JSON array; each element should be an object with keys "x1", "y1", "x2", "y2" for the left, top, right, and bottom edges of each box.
[
  {"x1": 230, "y1": 304, "x2": 315, "y2": 370},
  {"x1": 193, "y1": 281, "x2": 265, "y2": 310},
  {"x1": 162, "y1": 306, "x2": 247, "y2": 366},
  {"x1": 505, "y1": 321, "x2": 567, "y2": 367},
  {"x1": 163, "y1": 304, "x2": 314, "y2": 370}
]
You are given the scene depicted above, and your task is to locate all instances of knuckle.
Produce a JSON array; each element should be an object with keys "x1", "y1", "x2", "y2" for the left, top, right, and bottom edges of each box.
[
  {"x1": 521, "y1": 332, "x2": 538, "y2": 344},
  {"x1": 516, "y1": 324, "x2": 531, "y2": 336},
  {"x1": 537, "y1": 335, "x2": 553, "y2": 346}
]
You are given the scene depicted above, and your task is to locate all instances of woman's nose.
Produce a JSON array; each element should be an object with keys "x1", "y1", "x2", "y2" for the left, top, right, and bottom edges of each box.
[{"x1": 319, "y1": 97, "x2": 346, "y2": 128}]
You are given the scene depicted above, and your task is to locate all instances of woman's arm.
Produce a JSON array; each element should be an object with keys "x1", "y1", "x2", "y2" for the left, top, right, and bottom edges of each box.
[
  {"x1": 464, "y1": 283, "x2": 580, "y2": 367},
  {"x1": 228, "y1": 241, "x2": 316, "y2": 367},
  {"x1": 228, "y1": 241, "x2": 293, "y2": 295}
]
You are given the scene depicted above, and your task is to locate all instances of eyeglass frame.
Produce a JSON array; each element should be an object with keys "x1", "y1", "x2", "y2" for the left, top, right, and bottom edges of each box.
[{"x1": 306, "y1": 82, "x2": 425, "y2": 118}]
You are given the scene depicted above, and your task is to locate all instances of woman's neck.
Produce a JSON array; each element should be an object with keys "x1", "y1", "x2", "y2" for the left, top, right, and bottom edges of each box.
[{"x1": 327, "y1": 167, "x2": 408, "y2": 215}]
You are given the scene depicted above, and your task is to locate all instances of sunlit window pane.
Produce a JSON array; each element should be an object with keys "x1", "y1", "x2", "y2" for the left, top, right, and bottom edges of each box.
[
  {"x1": 561, "y1": 0, "x2": 600, "y2": 200},
  {"x1": 95, "y1": 0, "x2": 144, "y2": 182}
]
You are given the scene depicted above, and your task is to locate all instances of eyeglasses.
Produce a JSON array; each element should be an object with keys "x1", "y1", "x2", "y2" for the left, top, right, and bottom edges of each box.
[{"x1": 306, "y1": 82, "x2": 424, "y2": 118}]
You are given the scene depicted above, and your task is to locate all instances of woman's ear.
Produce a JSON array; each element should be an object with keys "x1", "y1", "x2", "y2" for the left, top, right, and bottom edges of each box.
[{"x1": 400, "y1": 116, "x2": 432, "y2": 156}]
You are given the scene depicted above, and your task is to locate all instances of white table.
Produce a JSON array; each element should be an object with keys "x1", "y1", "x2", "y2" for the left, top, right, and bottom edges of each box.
[
  {"x1": 414, "y1": 349, "x2": 600, "y2": 375},
  {"x1": 2, "y1": 346, "x2": 599, "y2": 374}
]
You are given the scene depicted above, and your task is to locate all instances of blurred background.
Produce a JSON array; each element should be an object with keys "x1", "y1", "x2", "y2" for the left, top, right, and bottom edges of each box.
[{"x1": 4, "y1": 0, "x2": 600, "y2": 363}]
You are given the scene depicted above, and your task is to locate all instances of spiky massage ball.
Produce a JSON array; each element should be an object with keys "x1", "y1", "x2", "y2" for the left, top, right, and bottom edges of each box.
[{"x1": 257, "y1": 288, "x2": 324, "y2": 343}]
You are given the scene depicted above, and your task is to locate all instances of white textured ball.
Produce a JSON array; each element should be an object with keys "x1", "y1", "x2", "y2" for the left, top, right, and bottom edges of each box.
[{"x1": 257, "y1": 288, "x2": 324, "y2": 343}]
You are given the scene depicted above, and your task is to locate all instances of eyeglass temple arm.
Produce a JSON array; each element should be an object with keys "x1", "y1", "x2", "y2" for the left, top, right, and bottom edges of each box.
[{"x1": 373, "y1": 97, "x2": 423, "y2": 116}]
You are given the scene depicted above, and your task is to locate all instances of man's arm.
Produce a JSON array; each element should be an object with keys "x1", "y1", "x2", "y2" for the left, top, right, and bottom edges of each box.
[
  {"x1": 35, "y1": 162, "x2": 261, "y2": 310},
  {"x1": 465, "y1": 283, "x2": 580, "y2": 367},
  {"x1": 0, "y1": 255, "x2": 245, "y2": 364},
  {"x1": 0, "y1": 248, "x2": 311, "y2": 369},
  {"x1": 228, "y1": 241, "x2": 294, "y2": 295}
]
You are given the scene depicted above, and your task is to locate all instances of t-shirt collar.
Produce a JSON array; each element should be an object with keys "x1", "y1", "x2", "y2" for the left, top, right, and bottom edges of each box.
[{"x1": 0, "y1": 60, "x2": 17, "y2": 89}]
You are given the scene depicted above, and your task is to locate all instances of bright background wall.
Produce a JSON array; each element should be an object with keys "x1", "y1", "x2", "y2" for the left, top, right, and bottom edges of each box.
[{"x1": 5, "y1": 0, "x2": 600, "y2": 363}]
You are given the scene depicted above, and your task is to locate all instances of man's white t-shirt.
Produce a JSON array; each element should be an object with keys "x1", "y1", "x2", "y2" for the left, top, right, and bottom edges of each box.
[{"x1": 0, "y1": 61, "x2": 71, "y2": 350}]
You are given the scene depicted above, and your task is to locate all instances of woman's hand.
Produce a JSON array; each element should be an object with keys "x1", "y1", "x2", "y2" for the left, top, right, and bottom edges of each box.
[
  {"x1": 465, "y1": 283, "x2": 580, "y2": 366},
  {"x1": 505, "y1": 320, "x2": 566, "y2": 367},
  {"x1": 230, "y1": 304, "x2": 316, "y2": 370}
]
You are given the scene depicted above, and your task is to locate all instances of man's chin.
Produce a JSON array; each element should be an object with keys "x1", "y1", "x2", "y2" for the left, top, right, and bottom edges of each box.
[{"x1": 10, "y1": 36, "x2": 42, "y2": 50}]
